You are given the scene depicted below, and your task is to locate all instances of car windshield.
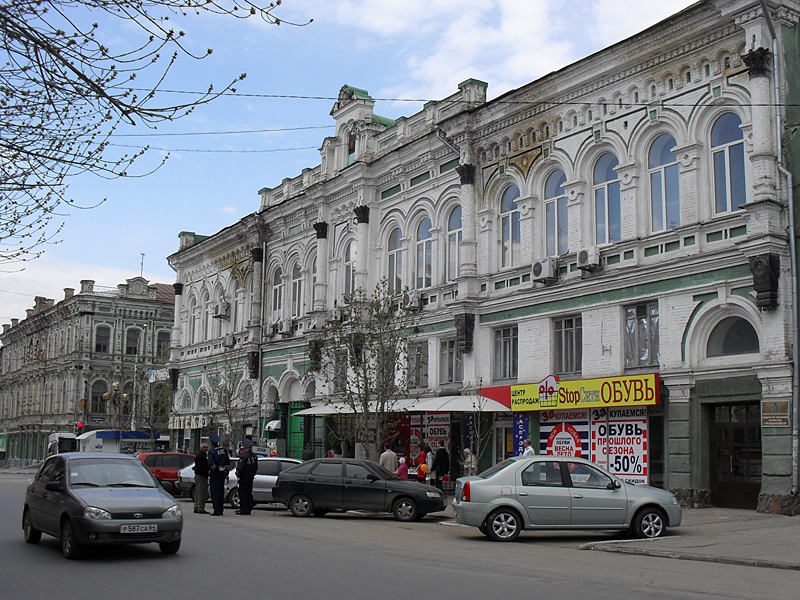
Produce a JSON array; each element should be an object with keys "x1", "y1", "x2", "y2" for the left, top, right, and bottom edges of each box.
[
  {"x1": 476, "y1": 458, "x2": 516, "y2": 479},
  {"x1": 69, "y1": 458, "x2": 157, "y2": 488}
]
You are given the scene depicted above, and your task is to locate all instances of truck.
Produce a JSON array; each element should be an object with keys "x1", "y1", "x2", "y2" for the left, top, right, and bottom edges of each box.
[
  {"x1": 46, "y1": 432, "x2": 78, "y2": 456},
  {"x1": 77, "y1": 429, "x2": 162, "y2": 454}
]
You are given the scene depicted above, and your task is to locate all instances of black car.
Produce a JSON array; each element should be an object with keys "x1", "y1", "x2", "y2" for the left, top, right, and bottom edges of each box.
[
  {"x1": 22, "y1": 453, "x2": 183, "y2": 559},
  {"x1": 272, "y1": 458, "x2": 447, "y2": 521}
]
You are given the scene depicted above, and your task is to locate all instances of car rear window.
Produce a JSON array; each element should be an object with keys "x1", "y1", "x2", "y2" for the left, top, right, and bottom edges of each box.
[
  {"x1": 257, "y1": 460, "x2": 280, "y2": 476},
  {"x1": 310, "y1": 461, "x2": 342, "y2": 477}
]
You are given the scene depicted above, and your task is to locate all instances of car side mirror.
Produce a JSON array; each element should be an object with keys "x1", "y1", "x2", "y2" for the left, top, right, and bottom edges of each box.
[
  {"x1": 45, "y1": 480, "x2": 64, "y2": 492},
  {"x1": 608, "y1": 480, "x2": 622, "y2": 490}
]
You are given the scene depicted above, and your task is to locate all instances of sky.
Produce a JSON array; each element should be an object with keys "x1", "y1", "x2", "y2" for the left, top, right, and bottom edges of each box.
[{"x1": 0, "y1": 0, "x2": 698, "y2": 324}]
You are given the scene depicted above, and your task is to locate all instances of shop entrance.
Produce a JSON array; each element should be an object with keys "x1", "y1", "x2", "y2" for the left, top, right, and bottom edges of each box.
[{"x1": 709, "y1": 402, "x2": 761, "y2": 509}]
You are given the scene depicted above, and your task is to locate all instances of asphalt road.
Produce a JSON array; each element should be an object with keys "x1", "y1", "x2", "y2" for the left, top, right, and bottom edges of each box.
[{"x1": 2, "y1": 472, "x2": 797, "y2": 599}]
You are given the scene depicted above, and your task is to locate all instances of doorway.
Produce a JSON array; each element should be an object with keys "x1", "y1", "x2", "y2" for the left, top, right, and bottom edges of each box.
[{"x1": 709, "y1": 402, "x2": 761, "y2": 509}]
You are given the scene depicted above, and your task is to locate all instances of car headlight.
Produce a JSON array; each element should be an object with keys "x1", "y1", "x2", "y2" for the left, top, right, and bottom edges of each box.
[
  {"x1": 162, "y1": 504, "x2": 182, "y2": 519},
  {"x1": 84, "y1": 506, "x2": 111, "y2": 520},
  {"x1": 427, "y1": 491, "x2": 444, "y2": 499}
]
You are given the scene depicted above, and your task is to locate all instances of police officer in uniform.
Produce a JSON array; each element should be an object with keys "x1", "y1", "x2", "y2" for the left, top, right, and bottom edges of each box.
[
  {"x1": 235, "y1": 438, "x2": 258, "y2": 515},
  {"x1": 207, "y1": 432, "x2": 230, "y2": 516}
]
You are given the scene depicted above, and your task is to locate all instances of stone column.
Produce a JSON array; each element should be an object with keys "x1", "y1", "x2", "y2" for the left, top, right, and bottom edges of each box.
[
  {"x1": 456, "y1": 164, "x2": 477, "y2": 277},
  {"x1": 171, "y1": 282, "x2": 183, "y2": 358},
  {"x1": 354, "y1": 206, "x2": 370, "y2": 294},
  {"x1": 742, "y1": 47, "x2": 776, "y2": 205},
  {"x1": 249, "y1": 247, "x2": 264, "y2": 328},
  {"x1": 313, "y1": 222, "x2": 329, "y2": 311}
]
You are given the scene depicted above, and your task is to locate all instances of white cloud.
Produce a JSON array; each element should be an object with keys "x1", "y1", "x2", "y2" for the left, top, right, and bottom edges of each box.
[{"x1": 219, "y1": 205, "x2": 238, "y2": 214}]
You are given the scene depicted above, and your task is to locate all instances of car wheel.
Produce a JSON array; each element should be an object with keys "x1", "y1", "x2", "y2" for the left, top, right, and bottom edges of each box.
[
  {"x1": 313, "y1": 508, "x2": 328, "y2": 517},
  {"x1": 392, "y1": 497, "x2": 418, "y2": 522},
  {"x1": 159, "y1": 539, "x2": 181, "y2": 555},
  {"x1": 228, "y1": 487, "x2": 240, "y2": 509},
  {"x1": 23, "y1": 508, "x2": 41, "y2": 544},
  {"x1": 632, "y1": 507, "x2": 666, "y2": 539},
  {"x1": 61, "y1": 519, "x2": 84, "y2": 560},
  {"x1": 289, "y1": 495, "x2": 314, "y2": 517},
  {"x1": 485, "y1": 508, "x2": 522, "y2": 542}
]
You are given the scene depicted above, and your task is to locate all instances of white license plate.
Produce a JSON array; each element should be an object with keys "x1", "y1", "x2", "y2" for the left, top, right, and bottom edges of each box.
[{"x1": 120, "y1": 524, "x2": 158, "y2": 533}]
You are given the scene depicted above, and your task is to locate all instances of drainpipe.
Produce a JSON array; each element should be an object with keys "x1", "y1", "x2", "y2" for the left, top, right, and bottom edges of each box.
[{"x1": 760, "y1": 0, "x2": 800, "y2": 495}]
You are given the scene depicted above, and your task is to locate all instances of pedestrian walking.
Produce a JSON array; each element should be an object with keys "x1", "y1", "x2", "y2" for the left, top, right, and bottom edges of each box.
[
  {"x1": 207, "y1": 432, "x2": 230, "y2": 516},
  {"x1": 193, "y1": 443, "x2": 210, "y2": 513},
  {"x1": 379, "y1": 442, "x2": 399, "y2": 472},
  {"x1": 396, "y1": 457, "x2": 408, "y2": 480},
  {"x1": 431, "y1": 441, "x2": 450, "y2": 492},
  {"x1": 302, "y1": 442, "x2": 315, "y2": 461},
  {"x1": 425, "y1": 444, "x2": 436, "y2": 486},
  {"x1": 417, "y1": 444, "x2": 428, "y2": 484},
  {"x1": 235, "y1": 438, "x2": 258, "y2": 515}
]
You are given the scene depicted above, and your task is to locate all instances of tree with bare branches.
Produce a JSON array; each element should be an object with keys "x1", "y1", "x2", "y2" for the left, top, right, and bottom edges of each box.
[{"x1": 0, "y1": 0, "x2": 309, "y2": 263}]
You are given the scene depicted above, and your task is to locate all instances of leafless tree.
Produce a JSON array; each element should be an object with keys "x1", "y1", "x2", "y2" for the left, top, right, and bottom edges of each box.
[
  {"x1": 0, "y1": 0, "x2": 310, "y2": 263},
  {"x1": 206, "y1": 352, "x2": 258, "y2": 446}
]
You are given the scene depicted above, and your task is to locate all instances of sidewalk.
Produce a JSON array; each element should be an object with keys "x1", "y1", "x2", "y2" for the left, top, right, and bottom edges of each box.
[{"x1": 579, "y1": 507, "x2": 800, "y2": 571}]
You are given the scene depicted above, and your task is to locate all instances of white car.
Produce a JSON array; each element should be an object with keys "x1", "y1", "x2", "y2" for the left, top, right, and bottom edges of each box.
[
  {"x1": 226, "y1": 457, "x2": 302, "y2": 509},
  {"x1": 175, "y1": 457, "x2": 239, "y2": 501}
]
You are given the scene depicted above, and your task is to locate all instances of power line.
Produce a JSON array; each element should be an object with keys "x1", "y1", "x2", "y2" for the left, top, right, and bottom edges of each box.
[
  {"x1": 106, "y1": 143, "x2": 319, "y2": 153},
  {"x1": 109, "y1": 125, "x2": 334, "y2": 138}
]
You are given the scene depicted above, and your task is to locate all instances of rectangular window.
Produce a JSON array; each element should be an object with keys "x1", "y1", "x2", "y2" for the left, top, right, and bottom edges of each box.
[
  {"x1": 554, "y1": 316, "x2": 582, "y2": 375},
  {"x1": 439, "y1": 339, "x2": 463, "y2": 384},
  {"x1": 410, "y1": 342, "x2": 429, "y2": 389},
  {"x1": 125, "y1": 330, "x2": 140, "y2": 356},
  {"x1": 493, "y1": 326, "x2": 519, "y2": 380},
  {"x1": 95, "y1": 328, "x2": 110, "y2": 353},
  {"x1": 625, "y1": 301, "x2": 660, "y2": 368},
  {"x1": 156, "y1": 332, "x2": 170, "y2": 358}
]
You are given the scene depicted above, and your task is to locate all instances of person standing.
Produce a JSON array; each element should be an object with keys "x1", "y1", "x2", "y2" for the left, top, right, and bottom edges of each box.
[
  {"x1": 463, "y1": 447, "x2": 478, "y2": 476},
  {"x1": 235, "y1": 438, "x2": 258, "y2": 515},
  {"x1": 379, "y1": 442, "x2": 399, "y2": 472},
  {"x1": 193, "y1": 443, "x2": 210, "y2": 514},
  {"x1": 417, "y1": 445, "x2": 428, "y2": 484},
  {"x1": 522, "y1": 439, "x2": 536, "y2": 456},
  {"x1": 207, "y1": 432, "x2": 230, "y2": 516},
  {"x1": 431, "y1": 441, "x2": 450, "y2": 492},
  {"x1": 425, "y1": 444, "x2": 436, "y2": 486},
  {"x1": 396, "y1": 457, "x2": 408, "y2": 480},
  {"x1": 302, "y1": 442, "x2": 315, "y2": 461}
]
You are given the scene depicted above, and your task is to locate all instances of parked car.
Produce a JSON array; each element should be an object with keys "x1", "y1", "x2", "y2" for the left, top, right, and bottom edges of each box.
[
  {"x1": 138, "y1": 452, "x2": 195, "y2": 495},
  {"x1": 452, "y1": 455, "x2": 682, "y2": 542},
  {"x1": 22, "y1": 453, "x2": 183, "y2": 559},
  {"x1": 272, "y1": 458, "x2": 447, "y2": 521},
  {"x1": 226, "y1": 457, "x2": 302, "y2": 509}
]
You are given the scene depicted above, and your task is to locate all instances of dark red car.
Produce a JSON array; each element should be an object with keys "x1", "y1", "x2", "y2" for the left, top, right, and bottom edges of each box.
[{"x1": 138, "y1": 452, "x2": 195, "y2": 495}]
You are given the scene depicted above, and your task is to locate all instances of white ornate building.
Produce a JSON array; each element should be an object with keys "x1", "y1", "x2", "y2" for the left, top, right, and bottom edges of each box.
[{"x1": 167, "y1": 0, "x2": 800, "y2": 512}]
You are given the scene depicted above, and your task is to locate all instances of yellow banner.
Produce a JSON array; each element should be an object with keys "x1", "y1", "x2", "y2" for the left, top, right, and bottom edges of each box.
[{"x1": 510, "y1": 374, "x2": 659, "y2": 412}]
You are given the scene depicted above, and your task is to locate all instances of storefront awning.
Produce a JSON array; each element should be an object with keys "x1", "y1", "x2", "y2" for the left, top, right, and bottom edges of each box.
[
  {"x1": 293, "y1": 395, "x2": 509, "y2": 416},
  {"x1": 265, "y1": 419, "x2": 282, "y2": 431}
]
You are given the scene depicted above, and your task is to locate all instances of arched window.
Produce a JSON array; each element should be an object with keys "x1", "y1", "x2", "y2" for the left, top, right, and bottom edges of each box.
[
  {"x1": 593, "y1": 153, "x2": 621, "y2": 245},
  {"x1": 545, "y1": 170, "x2": 568, "y2": 256},
  {"x1": 187, "y1": 297, "x2": 198, "y2": 345},
  {"x1": 712, "y1": 112, "x2": 746, "y2": 214},
  {"x1": 291, "y1": 263, "x2": 303, "y2": 318},
  {"x1": 156, "y1": 332, "x2": 170, "y2": 359},
  {"x1": 707, "y1": 317, "x2": 759, "y2": 357},
  {"x1": 95, "y1": 326, "x2": 111, "y2": 353},
  {"x1": 415, "y1": 217, "x2": 433, "y2": 289},
  {"x1": 344, "y1": 240, "x2": 356, "y2": 298},
  {"x1": 347, "y1": 132, "x2": 356, "y2": 165},
  {"x1": 271, "y1": 268, "x2": 283, "y2": 323},
  {"x1": 241, "y1": 385, "x2": 254, "y2": 410},
  {"x1": 500, "y1": 185, "x2": 521, "y2": 268},
  {"x1": 198, "y1": 389, "x2": 210, "y2": 409},
  {"x1": 447, "y1": 205, "x2": 462, "y2": 282},
  {"x1": 387, "y1": 227, "x2": 404, "y2": 294},
  {"x1": 649, "y1": 134, "x2": 680, "y2": 231},
  {"x1": 181, "y1": 390, "x2": 192, "y2": 410},
  {"x1": 201, "y1": 290, "x2": 210, "y2": 341}
]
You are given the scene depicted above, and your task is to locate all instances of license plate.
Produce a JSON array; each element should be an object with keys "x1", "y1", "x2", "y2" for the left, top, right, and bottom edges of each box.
[{"x1": 120, "y1": 524, "x2": 157, "y2": 533}]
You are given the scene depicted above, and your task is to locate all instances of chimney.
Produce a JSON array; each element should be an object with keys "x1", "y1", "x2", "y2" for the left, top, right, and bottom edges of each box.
[
  {"x1": 35, "y1": 296, "x2": 48, "y2": 313},
  {"x1": 46, "y1": 299, "x2": 55, "y2": 309},
  {"x1": 64, "y1": 288, "x2": 75, "y2": 299},
  {"x1": 25, "y1": 309, "x2": 34, "y2": 318},
  {"x1": 2, "y1": 324, "x2": 9, "y2": 333},
  {"x1": 11, "y1": 318, "x2": 18, "y2": 327},
  {"x1": 80, "y1": 280, "x2": 95, "y2": 293}
]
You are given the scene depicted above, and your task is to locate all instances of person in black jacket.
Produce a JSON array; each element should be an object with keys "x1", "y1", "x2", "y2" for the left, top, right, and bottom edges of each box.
[
  {"x1": 431, "y1": 441, "x2": 450, "y2": 492},
  {"x1": 193, "y1": 443, "x2": 210, "y2": 514},
  {"x1": 207, "y1": 432, "x2": 231, "y2": 516},
  {"x1": 235, "y1": 438, "x2": 258, "y2": 515}
]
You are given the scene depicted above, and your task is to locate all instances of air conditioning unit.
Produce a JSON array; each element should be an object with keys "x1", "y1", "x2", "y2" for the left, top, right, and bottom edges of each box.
[
  {"x1": 577, "y1": 246, "x2": 601, "y2": 270},
  {"x1": 402, "y1": 290, "x2": 423, "y2": 311},
  {"x1": 278, "y1": 319, "x2": 293, "y2": 335},
  {"x1": 212, "y1": 301, "x2": 230, "y2": 319},
  {"x1": 223, "y1": 334, "x2": 235, "y2": 348},
  {"x1": 532, "y1": 257, "x2": 557, "y2": 282}
]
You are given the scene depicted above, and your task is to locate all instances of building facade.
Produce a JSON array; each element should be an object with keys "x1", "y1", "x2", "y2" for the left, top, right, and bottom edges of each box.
[
  {"x1": 167, "y1": 0, "x2": 800, "y2": 512},
  {"x1": 0, "y1": 278, "x2": 175, "y2": 462}
]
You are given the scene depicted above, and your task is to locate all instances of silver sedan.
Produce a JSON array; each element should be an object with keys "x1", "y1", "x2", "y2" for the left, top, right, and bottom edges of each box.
[{"x1": 453, "y1": 455, "x2": 681, "y2": 542}]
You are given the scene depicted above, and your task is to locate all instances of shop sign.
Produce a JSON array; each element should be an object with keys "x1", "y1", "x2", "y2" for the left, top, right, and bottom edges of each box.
[
  {"x1": 539, "y1": 410, "x2": 589, "y2": 457},
  {"x1": 409, "y1": 415, "x2": 422, "y2": 464},
  {"x1": 513, "y1": 414, "x2": 529, "y2": 456},
  {"x1": 510, "y1": 374, "x2": 659, "y2": 412},
  {"x1": 423, "y1": 412, "x2": 450, "y2": 451},
  {"x1": 590, "y1": 407, "x2": 648, "y2": 485}
]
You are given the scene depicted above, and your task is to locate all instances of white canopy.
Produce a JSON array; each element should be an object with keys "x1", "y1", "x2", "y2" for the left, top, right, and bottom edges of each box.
[
  {"x1": 265, "y1": 419, "x2": 282, "y2": 431},
  {"x1": 292, "y1": 395, "x2": 508, "y2": 416}
]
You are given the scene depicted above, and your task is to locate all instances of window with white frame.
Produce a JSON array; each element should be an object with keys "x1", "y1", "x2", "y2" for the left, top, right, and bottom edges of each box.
[
  {"x1": 500, "y1": 185, "x2": 521, "y2": 268},
  {"x1": 446, "y1": 206, "x2": 462, "y2": 282},
  {"x1": 711, "y1": 112, "x2": 746, "y2": 214},
  {"x1": 545, "y1": 170, "x2": 569, "y2": 256},
  {"x1": 187, "y1": 297, "x2": 198, "y2": 344},
  {"x1": 494, "y1": 325, "x2": 518, "y2": 380},
  {"x1": 291, "y1": 264, "x2": 303, "y2": 318},
  {"x1": 387, "y1": 227, "x2": 404, "y2": 294},
  {"x1": 271, "y1": 268, "x2": 283, "y2": 323},
  {"x1": 344, "y1": 240, "x2": 356, "y2": 298},
  {"x1": 624, "y1": 302, "x2": 659, "y2": 368},
  {"x1": 649, "y1": 134, "x2": 680, "y2": 231},
  {"x1": 415, "y1": 217, "x2": 433, "y2": 290},
  {"x1": 156, "y1": 332, "x2": 170, "y2": 358},
  {"x1": 125, "y1": 329, "x2": 140, "y2": 355},
  {"x1": 554, "y1": 316, "x2": 582, "y2": 375},
  {"x1": 593, "y1": 153, "x2": 621, "y2": 245},
  {"x1": 439, "y1": 339, "x2": 463, "y2": 384},
  {"x1": 707, "y1": 317, "x2": 759, "y2": 357},
  {"x1": 95, "y1": 326, "x2": 110, "y2": 353},
  {"x1": 409, "y1": 342, "x2": 429, "y2": 388}
]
